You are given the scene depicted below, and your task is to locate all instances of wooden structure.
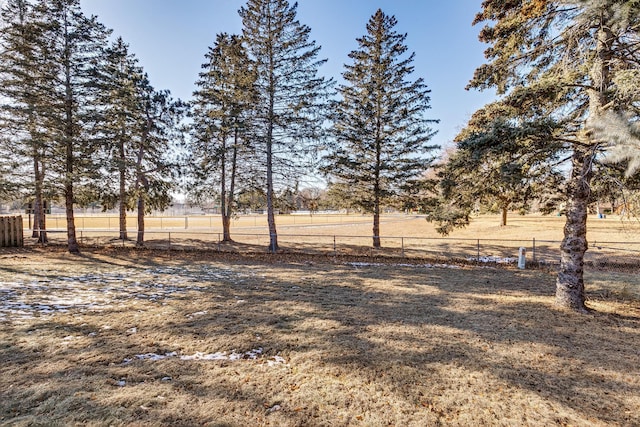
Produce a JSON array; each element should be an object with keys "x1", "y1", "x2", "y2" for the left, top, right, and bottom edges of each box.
[{"x1": 0, "y1": 216, "x2": 24, "y2": 247}]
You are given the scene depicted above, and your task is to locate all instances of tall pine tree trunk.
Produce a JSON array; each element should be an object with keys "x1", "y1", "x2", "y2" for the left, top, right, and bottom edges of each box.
[
  {"x1": 64, "y1": 98, "x2": 79, "y2": 253},
  {"x1": 220, "y1": 133, "x2": 232, "y2": 242},
  {"x1": 555, "y1": 22, "x2": 612, "y2": 312},
  {"x1": 33, "y1": 157, "x2": 47, "y2": 243},
  {"x1": 222, "y1": 130, "x2": 239, "y2": 243},
  {"x1": 373, "y1": 182, "x2": 381, "y2": 248},
  {"x1": 556, "y1": 149, "x2": 592, "y2": 311},
  {"x1": 118, "y1": 138, "x2": 128, "y2": 240},
  {"x1": 136, "y1": 192, "x2": 145, "y2": 247},
  {"x1": 266, "y1": 53, "x2": 278, "y2": 253},
  {"x1": 373, "y1": 206, "x2": 381, "y2": 248},
  {"x1": 135, "y1": 137, "x2": 147, "y2": 247},
  {"x1": 266, "y1": 134, "x2": 278, "y2": 252}
]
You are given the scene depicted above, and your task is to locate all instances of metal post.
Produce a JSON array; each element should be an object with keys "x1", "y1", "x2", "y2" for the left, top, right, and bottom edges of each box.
[
  {"x1": 168, "y1": 232, "x2": 171, "y2": 249},
  {"x1": 333, "y1": 235, "x2": 336, "y2": 256},
  {"x1": 477, "y1": 239, "x2": 481, "y2": 264},
  {"x1": 401, "y1": 237, "x2": 405, "y2": 258},
  {"x1": 217, "y1": 233, "x2": 221, "y2": 252}
]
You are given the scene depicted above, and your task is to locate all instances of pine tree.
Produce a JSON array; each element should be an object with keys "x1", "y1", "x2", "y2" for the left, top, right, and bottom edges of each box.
[
  {"x1": 239, "y1": 0, "x2": 333, "y2": 252},
  {"x1": 427, "y1": 101, "x2": 565, "y2": 233},
  {"x1": 0, "y1": 0, "x2": 51, "y2": 242},
  {"x1": 133, "y1": 77, "x2": 185, "y2": 247},
  {"x1": 469, "y1": 0, "x2": 640, "y2": 311},
  {"x1": 190, "y1": 33, "x2": 257, "y2": 242},
  {"x1": 323, "y1": 9, "x2": 438, "y2": 248},
  {"x1": 35, "y1": 0, "x2": 111, "y2": 253},
  {"x1": 97, "y1": 37, "x2": 144, "y2": 240}
]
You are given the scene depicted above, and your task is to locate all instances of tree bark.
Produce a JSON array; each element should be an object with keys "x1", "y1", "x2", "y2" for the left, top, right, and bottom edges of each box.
[
  {"x1": 136, "y1": 193, "x2": 145, "y2": 247},
  {"x1": 555, "y1": 149, "x2": 592, "y2": 312},
  {"x1": 33, "y1": 157, "x2": 48, "y2": 243},
  {"x1": 501, "y1": 206, "x2": 508, "y2": 227},
  {"x1": 555, "y1": 21, "x2": 612, "y2": 312},
  {"x1": 118, "y1": 137, "x2": 128, "y2": 240},
  {"x1": 372, "y1": 205, "x2": 381, "y2": 248},
  {"x1": 266, "y1": 23, "x2": 278, "y2": 253}
]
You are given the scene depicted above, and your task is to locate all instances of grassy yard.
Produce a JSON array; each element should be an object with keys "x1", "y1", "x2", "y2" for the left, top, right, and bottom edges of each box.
[
  {"x1": 1, "y1": 248, "x2": 638, "y2": 426},
  {"x1": 30, "y1": 214, "x2": 640, "y2": 268}
]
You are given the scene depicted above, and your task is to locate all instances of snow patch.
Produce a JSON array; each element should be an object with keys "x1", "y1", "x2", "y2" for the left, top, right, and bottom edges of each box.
[
  {"x1": 347, "y1": 262, "x2": 460, "y2": 269},
  {"x1": 122, "y1": 348, "x2": 286, "y2": 365}
]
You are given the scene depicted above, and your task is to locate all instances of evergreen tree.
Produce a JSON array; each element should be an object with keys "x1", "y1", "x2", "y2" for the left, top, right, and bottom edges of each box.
[
  {"x1": 35, "y1": 0, "x2": 111, "y2": 253},
  {"x1": 239, "y1": 0, "x2": 333, "y2": 252},
  {"x1": 189, "y1": 33, "x2": 257, "y2": 242},
  {"x1": 323, "y1": 9, "x2": 438, "y2": 248},
  {"x1": 469, "y1": 0, "x2": 640, "y2": 311},
  {"x1": 97, "y1": 37, "x2": 144, "y2": 240},
  {"x1": 133, "y1": 77, "x2": 184, "y2": 247},
  {"x1": 0, "y1": 0, "x2": 51, "y2": 242},
  {"x1": 427, "y1": 102, "x2": 565, "y2": 233}
]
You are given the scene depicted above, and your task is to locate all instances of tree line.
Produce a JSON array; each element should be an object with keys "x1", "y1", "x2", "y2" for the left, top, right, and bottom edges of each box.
[{"x1": 1, "y1": 0, "x2": 638, "y2": 312}]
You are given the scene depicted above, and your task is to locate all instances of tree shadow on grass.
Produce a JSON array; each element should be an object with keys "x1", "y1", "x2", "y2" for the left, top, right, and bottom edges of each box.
[{"x1": 2, "y1": 253, "x2": 639, "y2": 426}]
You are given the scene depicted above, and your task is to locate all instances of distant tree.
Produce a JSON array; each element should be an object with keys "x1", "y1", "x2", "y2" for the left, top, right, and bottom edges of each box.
[
  {"x1": 189, "y1": 33, "x2": 257, "y2": 242},
  {"x1": 35, "y1": 0, "x2": 111, "y2": 253},
  {"x1": 239, "y1": 0, "x2": 333, "y2": 252},
  {"x1": 428, "y1": 103, "x2": 565, "y2": 234},
  {"x1": 296, "y1": 186, "x2": 325, "y2": 213},
  {"x1": 323, "y1": 10, "x2": 438, "y2": 247},
  {"x1": 470, "y1": 0, "x2": 640, "y2": 311},
  {"x1": 236, "y1": 187, "x2": 266, "y2": 213}
]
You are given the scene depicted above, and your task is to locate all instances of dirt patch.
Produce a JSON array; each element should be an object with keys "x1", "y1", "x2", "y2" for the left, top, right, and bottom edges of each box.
[{"x1": 1, "y1": 248, "x2": 639, "y2": 426}]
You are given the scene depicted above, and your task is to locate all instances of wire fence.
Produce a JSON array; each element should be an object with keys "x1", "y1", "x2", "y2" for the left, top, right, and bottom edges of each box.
[{"x1": 27, "y1": 228, "x2": 640, "y2": 271}]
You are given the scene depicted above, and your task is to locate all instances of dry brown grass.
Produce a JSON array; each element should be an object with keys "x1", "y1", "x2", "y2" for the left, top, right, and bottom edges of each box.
[
  {"x1": 34, "y1": 214, "x2": 640, "y2": 267},
  {"x1": 1, "y1": 247, "x2": 638, "y2": 426}
]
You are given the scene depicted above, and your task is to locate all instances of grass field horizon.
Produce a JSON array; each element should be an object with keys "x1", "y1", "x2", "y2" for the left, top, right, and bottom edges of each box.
[
  {"x1": 1, "y1": 248, "x2": 638, "y2": 426},
  {"x1": 25, "y1": 213, "x2": 640, "y2": 268}
]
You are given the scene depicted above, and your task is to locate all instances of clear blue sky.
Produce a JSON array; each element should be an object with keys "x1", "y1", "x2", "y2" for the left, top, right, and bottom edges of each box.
[{"x1": 81, "y1": 0, "x2": 496, "y2": 150}]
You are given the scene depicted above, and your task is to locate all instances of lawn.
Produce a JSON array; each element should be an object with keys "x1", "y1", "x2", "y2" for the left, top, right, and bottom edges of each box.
[
  {"x1": 31, "y1": 213, "x2": 640, "y2": 268},
  {"x1": 1, "y1": 248, "x2": 638, "y2": 426}
]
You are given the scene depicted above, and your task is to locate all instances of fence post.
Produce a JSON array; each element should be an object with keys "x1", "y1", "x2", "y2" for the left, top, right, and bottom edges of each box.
[
  {"x1": 533, "y1": 238, "x2": 536, "y2": 263},
  {"x1": 217, "y1": 233, "x2": 221, "y2": 252},
  {"x1": 168, "y1": 232, "x2": 171, "y2": 250},
  {"x1": 401, "y1": 237, "x2": 405, "y2": 258},
  {"x1": 477, "y1": 239, "x2": 481, "y2": 264},
  {"x1": 333, "y1": 235, "x2": 336, "y2": 256}
]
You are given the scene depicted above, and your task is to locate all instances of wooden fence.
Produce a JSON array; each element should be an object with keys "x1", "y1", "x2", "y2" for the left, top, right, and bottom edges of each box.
[{"x1": 0, "y1": 216, "x2": 24, "y2": 247}]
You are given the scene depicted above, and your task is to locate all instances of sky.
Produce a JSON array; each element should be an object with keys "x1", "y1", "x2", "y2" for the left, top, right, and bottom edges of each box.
[{"x1": 80, "y1": 0, "x2": 496, "y2": 151}]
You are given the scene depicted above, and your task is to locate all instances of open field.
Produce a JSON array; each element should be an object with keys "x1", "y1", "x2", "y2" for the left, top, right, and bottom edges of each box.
[
  {"x1": 29, "y1": 213, "x2": 640, "y2": 268},
  {"x1": 1, "y1": 248, "x2": 639, "y2": 426}
]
